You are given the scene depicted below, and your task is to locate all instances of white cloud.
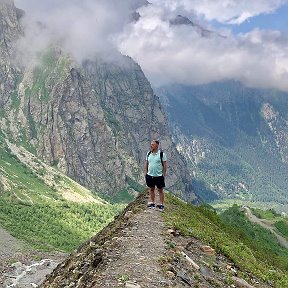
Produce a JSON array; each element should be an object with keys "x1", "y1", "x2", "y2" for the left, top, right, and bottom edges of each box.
[
  {"x1": 14, "y1": 0, "x2": 137, "y2": 64},
  {"x1": 147, "y1": 0, "x2": 288, "y2": 24},
  {"x1": 13, "y1": 0, "x2": 288, "y2": 92},
  {"x1": 118, "y1": 3, "x2": 288, "y2": 91}
]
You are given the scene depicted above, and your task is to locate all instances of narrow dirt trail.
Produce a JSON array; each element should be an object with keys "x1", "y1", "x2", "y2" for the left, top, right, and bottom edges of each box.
[
  {"x1": 42, "y1": 191, "x2": 173, "y2": 288},
  {"x1": 1, "y1": 193, "x2": 277, "y2": 287},
  {"x1": 244, "y1": 207, "x2": 288, "y2": 249},
  {"x1": 93, "y1": 207, "x2": 168, "y2": 287}
]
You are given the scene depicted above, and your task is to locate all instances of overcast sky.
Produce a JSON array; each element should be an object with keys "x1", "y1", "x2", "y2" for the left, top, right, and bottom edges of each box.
[{"x1": 14, "y1": 0, "x2": 288, "y2": 91}]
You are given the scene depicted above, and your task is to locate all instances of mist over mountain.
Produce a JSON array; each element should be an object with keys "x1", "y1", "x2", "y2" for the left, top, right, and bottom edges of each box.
[
  {"x1": 0, "y1": 0, "x2": 194, "y2": 201},
  {"x1": 10, "y1": 0, "x2": 288, "y2": 93},
  {"x1": 118, "y1": 2, "x2": 288, "y2": 92}
]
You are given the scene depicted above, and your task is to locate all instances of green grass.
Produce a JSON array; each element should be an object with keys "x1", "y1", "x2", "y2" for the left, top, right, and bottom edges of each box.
[
  {"x1": 0, "y1": 134, "x2": 124, "y2": 252},
  {"x1": 126, "y1": 176, "x2": 145, "y2": 193},
  {"x1": 29, "y1": 48, "x2": 70, "y2": 102},
  {"x1": 275, "y1": 220, "x2": 288, "y2": 239},
  {"x1": 0, "y1": 146, "x2": 123, "y2": 252},
  {"x1": 15, "y1": 125, "x2": 37, "y2": 154},
  {"x1": 105, "y1": 188, "x2": 135, "y2": 204},
  {"x1": 251, "y1": 207, "x2": 281, "y2": 220},
  {"x1": 212, "y1": 199, "x2": 288, "y2": 215},
  {"x1": 163, "y1": 193, "x2": 288, "y2": 288},
  {"x1": 0, "y1": 196, "x2": 122, "y2": 252},
  {"x1": 103, "y1": 109, "x2": 122, "y2": 133},
  {"x1": 220, "y1": 205, "x2": 288, "y2": 271},
  {"x1": 0, "y1": 145, "x2": 58, "y2": 201}
]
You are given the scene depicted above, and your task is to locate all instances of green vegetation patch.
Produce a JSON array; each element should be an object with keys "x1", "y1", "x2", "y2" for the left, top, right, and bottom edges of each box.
[
  {"x1": 0, "y1": 144, "x2": 57, "y2": 201},
  {"x1": 163, "y1": 193, "x2": 288, "y2": 287},
  {"x1": 103, "y1": 109, "x2": 122, "y2": 133},
  {"x1": 220, "y1": 206, "x2": 288, "y2": 271},
  {"x1": 29, "y1": 48, "x2": 69, "y2": 102},
  {"x1": 106, "y1": 188, "x2": 135, "y2": 204},
  {"x1": 126, "y1": 176, "x2": 145, "y2": 193},
  {"x1": 10, "y1": 75, "x2": 23, "y2": 110},
  {"x1": 212, "y1": 199, "x2": 288, "y2": 215},
  {"x1": 101, "y1": 177, "x2": 145, "y2": 204},
  {"x1": 0, "y1": 197, "x2": 122, "y2": 252},
  {"x1": 275, "y1": 220, "x2": 288, "y2": 239},
  {"x1": 11, "y1": 90, "x2": 21, "y2": 110},
  {"x1": 0, "y1": 136, "x2": 123, "y2": 253},
  {"x1": 0, "y1": 108, "x2": 5, "y2": 118},
  {"x1": 251, "y1": 207, "x2": 280, "y2": 220}
]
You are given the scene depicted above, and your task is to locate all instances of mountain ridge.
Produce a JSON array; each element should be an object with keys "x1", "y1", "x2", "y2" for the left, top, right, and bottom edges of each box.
[{"x1": 40, "y1": 190, "x2": 288, "y2": 288}]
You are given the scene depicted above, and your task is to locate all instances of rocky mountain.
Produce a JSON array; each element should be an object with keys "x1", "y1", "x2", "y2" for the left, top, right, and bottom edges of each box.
[
  {"x1": 169, "y1": 15, "x2": 216, "y2": 38},
  {"x1": 156, "y1": 82, "x2": 288, "y2": 211},
  {"x1": 0, "y1": 0, "x2": 194, "y2": 201},
  {"x1": 0, "y1": 0, "x2": 23, "y2": 106}
]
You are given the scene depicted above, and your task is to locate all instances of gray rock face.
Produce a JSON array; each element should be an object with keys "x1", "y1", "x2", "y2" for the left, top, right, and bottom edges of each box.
[
  {"x1": 0, "y1": 2, "x2": 194, "y2": 199},
  {"x1": 81, "y1": 58, "x2": 193, "y2": 197},
  {"x1": 0, "y1": 0, "x2": 22, "y2": 107}
]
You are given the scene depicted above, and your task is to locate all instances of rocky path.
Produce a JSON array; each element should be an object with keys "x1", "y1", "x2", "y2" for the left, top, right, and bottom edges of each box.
[
  {"x1": 1, "y1": 193, "x2": 274, "y2": 288},
  {"x1": 94, "y1": 208, "x2": 167, "y2": 287},
  {"x1": 244, "y1": 207, "x2": 288, "y2": 249},
  {"x1": 92, "y1": 207, "x2": 262, "y2": 288}
]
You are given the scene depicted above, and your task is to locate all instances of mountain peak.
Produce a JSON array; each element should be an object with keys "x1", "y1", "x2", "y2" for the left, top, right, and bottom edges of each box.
[
  {"x1": 170, "y1": 15, "x2": 195, "y2": 26},
  {"x1": 169, "y1": 15, "x2": 222, "y2": 38}
]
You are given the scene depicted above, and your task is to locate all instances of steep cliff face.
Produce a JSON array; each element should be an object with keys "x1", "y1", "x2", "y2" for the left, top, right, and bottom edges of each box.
[
  {"x1": 0, "y1": 1, "x2": 193, "y2": 199},
  {"x1": 81, "y1": 58, "x2": 192, "y2": 197},
  {"x1": 261, "y1": 102, "x2": 288, "y2": 163},
  {"x1": 0, "y1": 0, "x2": 22, "y2": 107}
]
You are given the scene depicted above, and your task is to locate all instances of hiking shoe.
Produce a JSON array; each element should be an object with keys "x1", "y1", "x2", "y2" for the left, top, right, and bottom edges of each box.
[
  {"x1": 147, "y1": 202, "x2": 156, "y2": 209},
  {"x1": 156, "y1": 204, "x2": 164, "y2": 211}
]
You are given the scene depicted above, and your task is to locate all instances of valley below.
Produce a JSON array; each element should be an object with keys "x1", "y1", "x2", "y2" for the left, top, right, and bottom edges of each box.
[{"x1": 0, "y1": 225, "x2": 67, "y2": 287}]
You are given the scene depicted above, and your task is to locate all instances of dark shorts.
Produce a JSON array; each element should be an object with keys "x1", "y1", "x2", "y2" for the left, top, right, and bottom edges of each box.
[{"x1": 145, "y1": 174, "x2": 165, "y2": 189}]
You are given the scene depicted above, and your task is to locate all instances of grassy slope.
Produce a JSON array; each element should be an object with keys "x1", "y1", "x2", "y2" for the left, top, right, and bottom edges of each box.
[
  {"x1": 164, "y1": 193, "x2": 288, "y2": 288},
  {"x1": 0, "y1": 133, "x2": 123, "y2": 252}
]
